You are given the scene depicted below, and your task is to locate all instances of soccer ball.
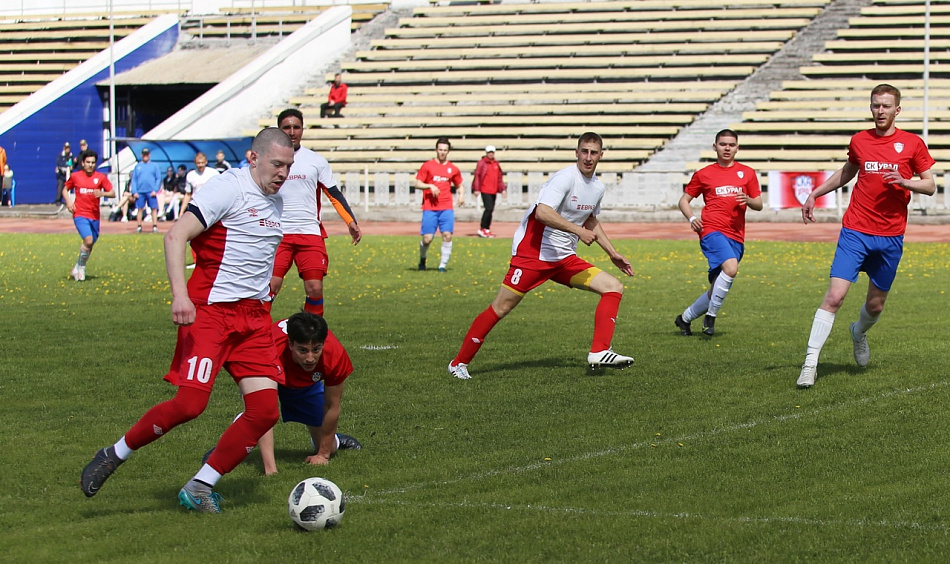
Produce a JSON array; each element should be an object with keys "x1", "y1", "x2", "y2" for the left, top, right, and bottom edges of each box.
[{"x1": 288, "y1": 477, "x2": 345, "y2": 531}]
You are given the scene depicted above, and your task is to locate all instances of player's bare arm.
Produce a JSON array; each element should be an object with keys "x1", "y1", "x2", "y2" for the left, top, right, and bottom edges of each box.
[
  {"x1": 883, "y1": 168, "x2": 936, "y2": 195},
  {"x1": 164, "y1": 212, "x2": 204, "y2": 326},
  {"x1": 802, "y1": 161, "x2": 858, "y2": 223},
  {"x1": 678, "y1": 192, "x2": 703, "y2": 233},
  {"x1": 737, "y1": 192, "x2": 763, "y2": 211},
  {"x1": 586, "y1": 216, "x2": 634, "y2": 277},
  {"x1": 535, "y1": 203, "x2": 596, "y2": 245},
  {"x1": 307, "y1": 382, "x2": 344, "y2": 466}
]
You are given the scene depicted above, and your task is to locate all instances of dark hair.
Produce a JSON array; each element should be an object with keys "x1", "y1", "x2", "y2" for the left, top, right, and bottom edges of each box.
[
  {"x1": 81, "y1": 149, "x2": 98, "y2": 163},
  {"x1": 177, "y1": 164, "x2": 187, "y2": 171},
  {"x1": 715, "y1": 129, "x2": 738, "y2": 142},
  {"x1": 577, "y1": 132, "x2": 603, "y2": 150},
  {"x1": 436, "y1": 137, "x2": 451, "y2": 149},
  {"x1": 277, "y1": 108, "x2": 304, "y2": 127},
  {"x1": 871, "y1": 83, "x2": 901, "y2": 106},
  {"x1": 286, "y1": 312, "x2": 328, "y2": 345}
]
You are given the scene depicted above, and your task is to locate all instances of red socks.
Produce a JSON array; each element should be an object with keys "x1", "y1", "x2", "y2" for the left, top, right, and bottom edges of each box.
[
  {"x1": 454, "y1": 306, "x2": 501, "y2": 365},
  {"x1": 591, "y1": 292, "x2": 622, "y2": 353},
  {"x1": 303, "y1": 295, "x2": 324, "y2": 316},
  {"x1": 206, "y1": 388, "x2": 279, "y2": 475},
  {"x1": 124, "y1": 386, "x2": 210, "y2": 450}
]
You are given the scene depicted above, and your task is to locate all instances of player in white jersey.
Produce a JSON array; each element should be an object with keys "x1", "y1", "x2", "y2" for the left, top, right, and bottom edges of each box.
[
  {"x1": 448, "y1": 132, "x2": 635, "y2": 379},
  {"x1": 181, "y1": 152, "x2": 220, "y2": 213},
  {"x1": 271, "y1": 108, "x2": 361, "y2": 316},
  {"x1": 80, "y1": 128, "x2": 296, "y2": 514}
]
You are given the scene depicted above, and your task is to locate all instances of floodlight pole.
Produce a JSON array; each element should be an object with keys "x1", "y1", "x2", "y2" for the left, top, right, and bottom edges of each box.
[
  {"x1": 108, "y1": 0, "x2": 119, "y2": 194},
  {"x1": 924, "y1": 0, "x2": 930, "y2": 144}
]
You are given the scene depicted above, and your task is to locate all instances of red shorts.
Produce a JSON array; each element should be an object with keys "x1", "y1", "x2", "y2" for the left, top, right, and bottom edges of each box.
[
  {"x1": 272, "y1": 234, "x2": 328, "y2": 281},
  {"x1": 503, "y1": 254, "x2": 602, "y2": 295},
  {"x1": 163, "y1": 299, "x2": 285, "y2": 392}
]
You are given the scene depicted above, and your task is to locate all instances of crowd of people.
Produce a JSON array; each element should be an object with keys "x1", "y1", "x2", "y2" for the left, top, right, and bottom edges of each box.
[{"x1": 71, "y1": 83, "x2": 936, "y2": 513}]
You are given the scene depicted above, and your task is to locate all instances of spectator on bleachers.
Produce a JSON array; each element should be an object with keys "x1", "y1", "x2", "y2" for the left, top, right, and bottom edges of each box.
[
  {"x1": 320, "y1": 73, "x2": 347, "y2": 118},
  {"x1": 74, "y1": 139, "x2": 89, "y2": 170},
  {"x1": 55, "y1": 142, "x2": 74, "y2": 205},
  {"x1": 472, "y1": 145, "x2": 505, "y2": 238},
  {"x1": 2, "y1": 163, "x2": 13, "y2": 207},
  {"x1": 213, "y1": 150, "x2": 232, "y2": 173}
]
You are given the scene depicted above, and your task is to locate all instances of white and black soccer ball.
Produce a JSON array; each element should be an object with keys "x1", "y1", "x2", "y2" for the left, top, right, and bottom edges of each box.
[{"x1": 288, "y1": 477, "x2": 345, "y2": 531}]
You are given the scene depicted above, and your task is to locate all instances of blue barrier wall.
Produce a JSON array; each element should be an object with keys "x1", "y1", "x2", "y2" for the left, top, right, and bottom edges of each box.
[{"x1": 0, "y1": 24, "x2": 179, "y2": 204}]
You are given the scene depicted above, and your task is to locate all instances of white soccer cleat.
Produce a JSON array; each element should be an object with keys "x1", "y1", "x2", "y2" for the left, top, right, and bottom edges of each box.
[
  {"x1": 850, "y1": 322, "x2": 870, "y2": 367},
  {"x1": 77, "y1": 265, "x2": 86, "y2": 281},
  {"x1": 587, "y1": 349, "x2": 634, "y2": 370},
  {"x1": 70, "y1": 265, "x2": 81, "y2": 281},
  {"x1": 797, "y1": 364, "x2": 817, "y2": 388},
  {"x1": 448, "y1": 361, "x2": 471, "y2": 380}
]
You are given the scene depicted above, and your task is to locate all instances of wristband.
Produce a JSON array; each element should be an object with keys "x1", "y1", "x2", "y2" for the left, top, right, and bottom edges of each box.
[{"x1": 688, "y1": 216, "x2": 697, "y2": 224}]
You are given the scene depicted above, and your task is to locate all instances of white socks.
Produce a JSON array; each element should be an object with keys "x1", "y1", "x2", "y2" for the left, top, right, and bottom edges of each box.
[
  {"x1": 439, "y1": 241, "x2": 453, "y2": 269},
  {"x1": 682, "y1": 292, "x2": 711, "y2": 323},
  {"x1": 853, "y1": 304, "x2": 879, "y2": 336},
  {"x1": 805, "y1": 308, "x2": 836, "y2": 367},
  {"x1": 707, "y1": 272, "x2": 734, "y2": 317},
  {"x1": 113, "y1": 436, "x2": 133, "y2": 461}
]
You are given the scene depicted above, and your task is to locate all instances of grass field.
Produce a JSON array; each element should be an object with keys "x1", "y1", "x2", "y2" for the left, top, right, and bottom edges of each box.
[{"x1": 1, "y1": 231, "x2": 949, "y2": 563}]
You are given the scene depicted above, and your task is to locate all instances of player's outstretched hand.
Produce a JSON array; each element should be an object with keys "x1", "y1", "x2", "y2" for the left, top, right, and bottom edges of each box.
[
  {"x1": 612, "y1": 254, "x2": 634, "y2": 277},
  {"x1": 306, "y1": 454, "x2": 330, "y2": 466},
  {"x1": 348, "y1": 221, "x2": 362, "y2": 245}
]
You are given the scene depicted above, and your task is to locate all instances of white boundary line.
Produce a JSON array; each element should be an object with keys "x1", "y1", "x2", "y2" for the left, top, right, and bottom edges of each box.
[{"x1": 348, "y1": 381, "x2": 950, "y2": 531}]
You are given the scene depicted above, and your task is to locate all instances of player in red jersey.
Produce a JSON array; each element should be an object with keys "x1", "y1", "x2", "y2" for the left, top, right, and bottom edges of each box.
[
  {"x1": 416, "y1": 137, "x2": 464, "y2": 271},
  {"x1": 271, "y1": 108, "x2": 361, "y2": 316},
  {"x1": 675, "y1": 129, "x2": 762, "y2": 337},
  {"x1": 797, "y1": 84, "x2": 936, "y2": 389},
  {"x1": 62, "y1": 150, "x2": 115, "y2": 282},
  {"x1": 448, "y1": 132, "x2": 634, "y2": 379},
  {"x1": 80, "y1": 128, "x2": 296, "y2": 513},
  {"x1": 259, "y1": 312, "x2": 360, "y2": 474}
]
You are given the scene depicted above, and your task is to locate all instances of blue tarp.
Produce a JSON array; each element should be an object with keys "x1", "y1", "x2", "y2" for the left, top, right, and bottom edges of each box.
[{"x1": 125, "y1": 138, "x2": 253, "y2": 172}]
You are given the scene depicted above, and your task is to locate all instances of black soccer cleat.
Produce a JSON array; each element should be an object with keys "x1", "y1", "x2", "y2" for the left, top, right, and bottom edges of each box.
[
  {"x1": 337, "y1": 433, "x2": 363, "y2": 450},
  {"x1": 418, "y1": 258, "x2": 426, "y2": 271},
  {"x1": 674, "y1": 315, "x2": 692, "y2": 336},
  {"x1": 80, "y1": 447, "x2": 123, "y2": 498},
  {"x1": 702, "y1": 314, "x2": 716, "y2": 336}
]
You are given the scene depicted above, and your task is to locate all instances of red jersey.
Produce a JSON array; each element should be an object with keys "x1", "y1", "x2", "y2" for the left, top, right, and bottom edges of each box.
[
  {"x1": 272, "y1": 320, "x2": 353, "y2": 389},
  {"x1": 65, "y1": 170, "x2": 112, "y2": 220},
  {"x1": 685, "y1": 162, "x2": 760, "y2": 243},
  {"x1": 473, "y1": 156, "x2": 504, "y2": 195},
  {"x1": 417, "y1": 159, "x2": 462, "y2": 211},
  {"x1": 843, "y1": 128, "x2": 935, "y2": 237}
]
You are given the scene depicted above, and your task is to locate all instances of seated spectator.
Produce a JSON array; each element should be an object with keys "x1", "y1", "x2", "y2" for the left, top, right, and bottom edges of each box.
[{"x1": 320, "y1": 73, "x2": 347, "y2": 118}]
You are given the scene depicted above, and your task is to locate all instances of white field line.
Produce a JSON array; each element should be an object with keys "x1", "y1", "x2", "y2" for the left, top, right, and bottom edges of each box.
[{"x1": 348, "y1": 381, "x2": 950, "y2": 530}]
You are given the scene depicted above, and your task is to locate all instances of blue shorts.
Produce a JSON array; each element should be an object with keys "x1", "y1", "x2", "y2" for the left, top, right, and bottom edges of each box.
[
  {"x1": 421, "y1": 209, "x2": 455, "y2": 235},
  {"x1": 829, "y1": 227, "x2": 903, "y2": 291},
  {"x1": 135, "y1": 193, "x2": 158, "y2": 210},
  {"x1": 700, "y1": 231, "x2": 744, "y2": 283},
  {"x1": 73, "y1": 217, "x2": 100, "y2": 243},
  {"x1": 277, "y1": 381, "x2": 325, "y2": 427}
]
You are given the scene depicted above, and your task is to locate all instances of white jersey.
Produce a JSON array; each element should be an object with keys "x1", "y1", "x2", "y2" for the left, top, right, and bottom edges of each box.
[
  {"x1": 511, "y1": 165, "x2": 604, "y2": 262},
  {"x1": 280, "y1": 146, "x2": 335, "y2": 236},
  {"x1": 185, "y1": 167, "x2": 220, "y2": 196},
  {"x1": 187, "y1": 167, "x2": 284, "y2": 305}
]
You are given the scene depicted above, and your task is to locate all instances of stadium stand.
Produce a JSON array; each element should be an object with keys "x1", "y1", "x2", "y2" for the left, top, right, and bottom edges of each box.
[
  {"x1": 180, "y1": 3, "x2": 385, "y2": 39},
  {"x1": 272, "y1": 0, "x2": 834, "y2": 179},
  {"x1": 0, "y1": 13, "x2": 163, "y2": 112}
]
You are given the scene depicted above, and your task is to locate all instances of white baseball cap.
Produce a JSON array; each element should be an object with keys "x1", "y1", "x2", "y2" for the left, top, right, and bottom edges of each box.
[{"x1": 485, "y1": 145, "x2": 496, "y2": 153}]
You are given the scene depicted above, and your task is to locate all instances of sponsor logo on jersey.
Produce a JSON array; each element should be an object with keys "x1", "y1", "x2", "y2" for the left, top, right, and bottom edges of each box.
[
  {"x1": 576, "y1": 204, "x2": 595, "y2": 211},
  {"x1": 287, "y1": 174, "x2": 307, "y2": 181},
  {"x1": 258, "y1": 218, "x2": 281, "y2": 228},
  {"x1": 714, "y1": 185, "x2": 743, "y2": 196},
  {"x1": 432, "y1": 175, "x2": 451, "y2": 183},
  {"x1": 248, "y1": 208, "x2": 259, "y2": 217},
  {"x1": 894, "y1": 142, "x2": 904, "y2": 154},
  {"x1": 864, "y1": 161, "x2": 899, "y2": 173}
]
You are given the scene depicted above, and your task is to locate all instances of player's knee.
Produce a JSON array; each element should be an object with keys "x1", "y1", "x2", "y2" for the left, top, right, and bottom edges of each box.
[
  {"x1": 600, "y1": 275, "x2": 625, "y2": 295},
  {"x1": 171, "y1": 387, "x2": 211, "y2": 421},
  {"x1": 244, "y1": 389, "x2": 280, "y2": 428}
]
